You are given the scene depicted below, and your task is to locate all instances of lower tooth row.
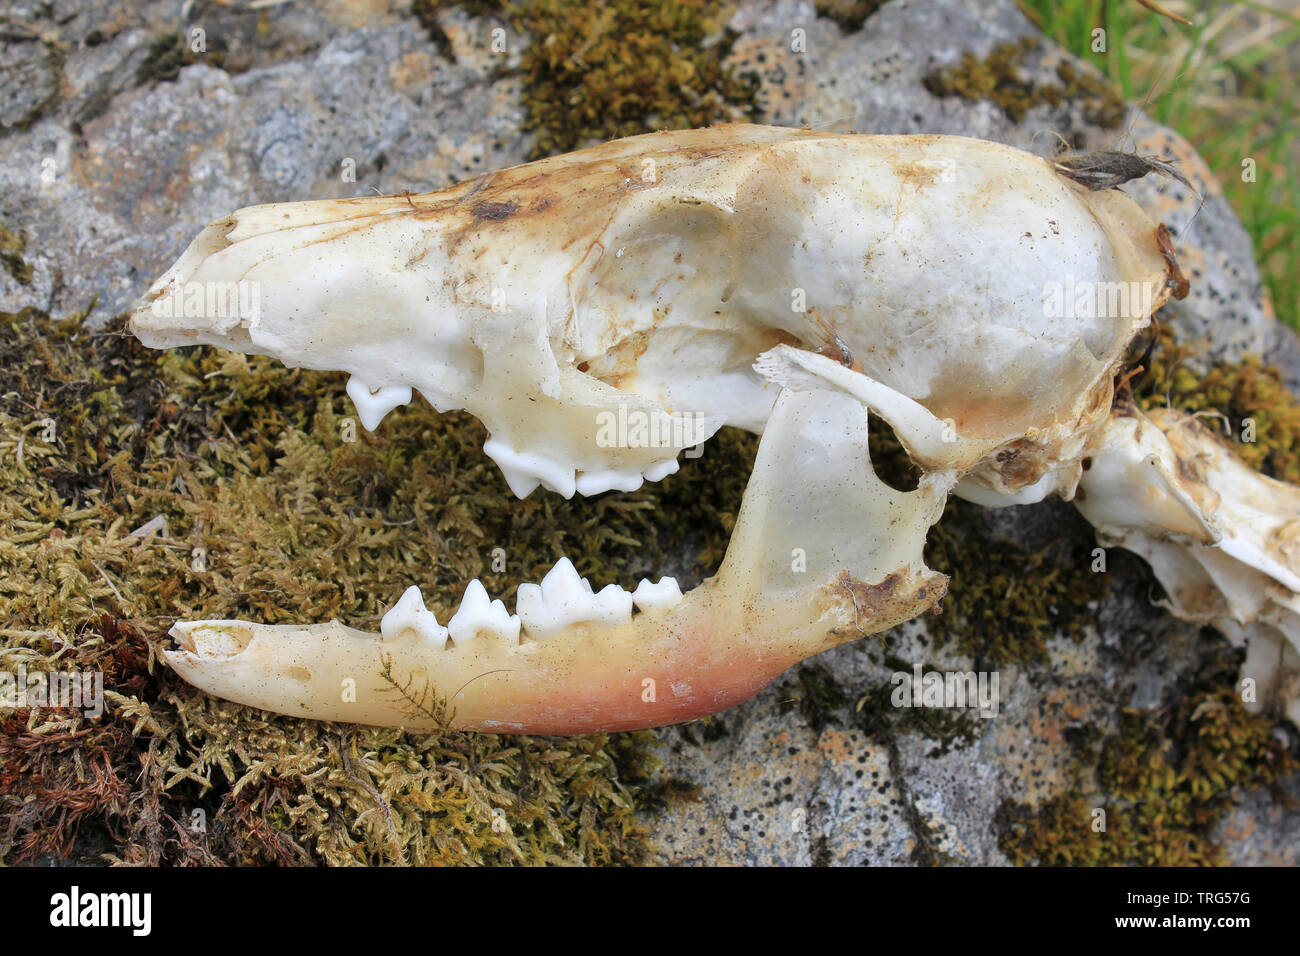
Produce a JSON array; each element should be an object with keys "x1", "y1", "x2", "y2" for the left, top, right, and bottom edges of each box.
[{"x1": 379, "y1": 559, "x2": 684, "y2": 647}]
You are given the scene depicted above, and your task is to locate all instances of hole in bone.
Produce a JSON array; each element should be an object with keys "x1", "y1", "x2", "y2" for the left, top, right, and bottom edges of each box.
[{"x1": 867, "y1": 412, "x2": 922, "y2": 493}]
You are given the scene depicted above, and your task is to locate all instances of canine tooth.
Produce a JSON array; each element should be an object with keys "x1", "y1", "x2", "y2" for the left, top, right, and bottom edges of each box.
[
  {"x1": 575, "y1": 468, "x2": 646, "y2": 497},
  {"x1": 632, "y1": 577, "x2": 684, "y2": 615},
  {"x1": 448, "y1": 579, "x2": 521, "y2": 645},
  {"x1": 346, "y1": 376, "x2": 412, "y2": 431},
  {"x1": 483, "y1": 438, "x2": 576, "y2": 499},
  {"x1": 380, "y1": 585, "x2": 448, "y2": 649},
  {"x1": 643, "y1": 458, "x2": 680, "y2": 483},
  {"x1": 516, "y1": 557, "x2": 633, "y2": 640}
]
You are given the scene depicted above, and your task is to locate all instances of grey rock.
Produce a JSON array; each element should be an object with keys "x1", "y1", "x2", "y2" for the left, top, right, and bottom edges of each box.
[{"x1": 1, "y1": 0, "x2": 1294, "y2": 867}]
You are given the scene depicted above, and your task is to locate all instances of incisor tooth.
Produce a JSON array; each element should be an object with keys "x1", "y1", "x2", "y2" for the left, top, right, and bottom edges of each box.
[
  {"x1": 448, "y1": 579, "x2": 521, "y2": 645},
  {"x1": 380, "y1": 585, "x2": 448, "y2": 649},
  {"x1": 346, "y1": 376, "x2": 413, "y2": 431},
  {"x1": 516, "y1": 557, "x2": 633, "y2": 640},
  {"x1": 632, "y1": 577, "x2": 684, "y2": 615}
]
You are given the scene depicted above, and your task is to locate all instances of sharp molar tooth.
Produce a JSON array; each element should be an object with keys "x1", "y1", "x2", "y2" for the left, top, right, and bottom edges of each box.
[
  {"x1": 380, "y1": 585, "x2": 448, "y2": 649},
  {"x1": 539, "y1": 556, "x2": 589, "y2": 603},
  {"x1": 448, "y1": 579, "x2": 521, "y2": 645},
  {"x1": 643, "y1": 458, "x2": 680, "y2": 483},
  {"x1": 517, "y1": 557, "x2": 633, "y2": 640},
  {"x1": 632, "y1": 577, "x2": 684, "y2": 615},
  {"x1": 346, "y1": 376, "x2": 412, "y2": 431}
]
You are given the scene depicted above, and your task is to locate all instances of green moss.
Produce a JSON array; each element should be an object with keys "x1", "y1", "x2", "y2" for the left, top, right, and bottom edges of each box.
[
  {"x1": 853, "y1": 679, "x2": 982, "y2": 758},
  {"x1": 0, "y1": 305, "x2": 731, "y2": 864},
  {"x1": 923, "y1": 36, "x2": 1125, "y2": 129},
  {"x1": 416, "y1": 0, "x2": 758, "y2": 159},
  {"x1": 134, "y1": 32, "x2": 227, "y2": 86},
  {"x1": 779, "y1": 662, "x2": 981, "y2": 758},
  {"x1": 1136, "y1": 326, "x2": 1300, "y2": 484},
  {"x1": 921, "y1": 500, "x2": 1111, "y2": 668},
  {"x1": 998, "y1": 655, "x2": 1296, "y2": 866},
  {"x1": 0, "y1": 224, "x2": 32, "y2": 286},
  {"x1": 866, "y1": 415, "x2": 1111, "y2": 669},
  {"x1": 135, "y1": 33, "x2": 192, "y2": 85},
  {"x1": 813, "y1": 0, "x2": 886, "y2": 33}
]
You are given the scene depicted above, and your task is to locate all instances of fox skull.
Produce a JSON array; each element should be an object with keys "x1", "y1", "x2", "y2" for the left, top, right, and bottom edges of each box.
[{"x1": 130, "y1": 124, "x2": 1296, "y2": 733}]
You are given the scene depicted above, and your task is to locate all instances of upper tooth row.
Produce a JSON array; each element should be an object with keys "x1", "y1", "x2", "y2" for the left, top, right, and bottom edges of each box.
[
  {"x1": 379, "y1": 559, "x2": 684, "y2": 647},
  {"x1": 346, "y1": 380, "x2": 685, "y2": 498},
  {"x1": 483, "y1": 438, "x2": 681, "y2": 500}
]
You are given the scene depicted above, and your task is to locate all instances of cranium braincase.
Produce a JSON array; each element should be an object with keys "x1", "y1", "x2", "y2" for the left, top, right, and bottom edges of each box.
[
  {"x1": 131, "y1": 125, "x2": 1169, "y2": 502},
  {"x1": 129, "y1": 124, "x2": 1187, "y2": 733}
]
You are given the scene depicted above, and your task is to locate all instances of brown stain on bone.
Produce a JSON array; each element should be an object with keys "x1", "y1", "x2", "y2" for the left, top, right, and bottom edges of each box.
[
  {"x1": 472, "y1": 200, "x2": 519, "y2": 222},
  {"x1": 829, "y1": 567, "x2": 949, "y2": 638}
]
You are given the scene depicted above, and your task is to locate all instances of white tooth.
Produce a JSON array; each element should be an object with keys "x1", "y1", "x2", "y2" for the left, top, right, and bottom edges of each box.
[
  {"x1": 483, "y1": 439, "x2": 576, "y2": 499},
  {"x1": 591, "y1": 583, "x2": 635, "y2": 623},
  {"x1": 448, "y1": 579, "x2": 521, "y2": 645},
  {"x1": 380, "y1": 585, "x2": 448, "y2": 649},
  {"x1": 575, "y1": 468, "x2": 646, "y2": 497},
  {"x1": 643, "y1": 458, "x2": 680, "y2": 482},
  {"x1": 516, "y1": 557, "x2": 633, "y2": 640},
  {"x1": 632, "y1": 577, "x2": 684, "y2": 615},
  {"x1": 495, "y1": 461, "x2": 543, "y2": 499},
  {"x1": 346, "y1": 376, "x2": 413, "y2": 431},
  {"x1": 540, "y1": 556, "x2": 589, "y2": 603}
]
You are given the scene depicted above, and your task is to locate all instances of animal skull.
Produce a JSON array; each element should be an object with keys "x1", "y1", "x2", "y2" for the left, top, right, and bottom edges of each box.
[{"x1": 129, "y1": 125, "x2": 1300, "y2": 732}]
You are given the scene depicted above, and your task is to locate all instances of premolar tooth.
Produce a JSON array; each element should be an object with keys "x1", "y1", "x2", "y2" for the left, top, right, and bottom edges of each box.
[
  {"x1": 346, "y1": 376, "x2": 412, "y2": 431},
  {"x1": 516, "y1": 557, "x2": 633, "y2": 640},
  {"x1": 448, "y1": 579, "x2": 521, "y2": 645},
  {"x1": 483, "y1": 439, "x2": 576, "y2": 499},
  {"x1": 575, "y1": 468, "x2": 646, "y2": 497},
  {"x1": 632, "y1": 577, "x2": 683, "y2": 615},
  {"x1": 380, "y1": 585, "x2": 448, "y2": 649},
  {"x1": 591, "y1": 583, "x2": 634, "y2": 622},
  {"x1": 643, "y1": 458, "x2": 680, "y2": 483}
]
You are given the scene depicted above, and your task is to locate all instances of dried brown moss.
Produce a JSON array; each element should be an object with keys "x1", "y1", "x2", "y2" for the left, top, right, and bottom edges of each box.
[
  {"x1": 1135, "y1": 325, "x2": 1300, "y2": 484},
  {"x1": 0, "y1": 223, "x2": 32, "y2": 286},
  {"x1": 0, "y1": 304, "x2": 733, "y2": 865}
]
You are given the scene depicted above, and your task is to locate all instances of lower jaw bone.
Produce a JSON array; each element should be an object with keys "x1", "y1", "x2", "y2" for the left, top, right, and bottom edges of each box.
[{"x1": 164, "y1": 387, "x2": 951, "y2": 734}]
